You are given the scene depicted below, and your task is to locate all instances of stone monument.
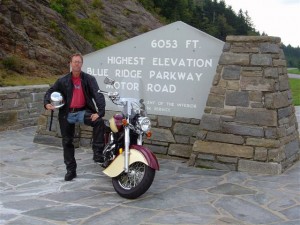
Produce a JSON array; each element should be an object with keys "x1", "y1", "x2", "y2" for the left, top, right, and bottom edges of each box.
[
  {"x1": 189, "y1": 36, "x2": 300, "y2": 174},
  {"x1": 34, "y1": 21, "x2": 224, "y2": 154}
]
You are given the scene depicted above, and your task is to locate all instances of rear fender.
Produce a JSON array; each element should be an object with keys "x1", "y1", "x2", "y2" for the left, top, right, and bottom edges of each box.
[{"x1": 102, "y1": 145, "x2": 159, "y2": 178}]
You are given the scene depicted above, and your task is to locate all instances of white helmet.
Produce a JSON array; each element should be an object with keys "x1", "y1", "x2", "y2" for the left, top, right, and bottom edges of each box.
[{"x1": 50, "y1": 92, "x2": 65, "y2": 108}]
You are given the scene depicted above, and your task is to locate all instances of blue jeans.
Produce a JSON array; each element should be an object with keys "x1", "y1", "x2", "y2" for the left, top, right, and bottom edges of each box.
[{"x1": 67, "y1": 110, "x2": 85, "y2": 124}]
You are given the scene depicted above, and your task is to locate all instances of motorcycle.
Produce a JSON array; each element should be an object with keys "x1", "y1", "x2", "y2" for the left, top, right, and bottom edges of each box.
[{"x1": 98, "y1": 77, "x2": 159, "y2": 199}]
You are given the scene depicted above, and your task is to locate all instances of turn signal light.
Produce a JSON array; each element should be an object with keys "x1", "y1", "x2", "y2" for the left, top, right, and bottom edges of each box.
[
  {"x1": 119, "y1": 148, "x2": 123, "y2": 154},
  {"x1": 122, "y1": 119, "x2": 128, "y2": 126},
  {"x1": 146, "y1": 131, "x2": 152, "y2": 138}
]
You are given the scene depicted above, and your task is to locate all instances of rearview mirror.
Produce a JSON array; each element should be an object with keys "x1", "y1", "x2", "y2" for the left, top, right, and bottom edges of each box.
[{"x1": 104, "y1": 77, "x2": 115, "y2": 85}]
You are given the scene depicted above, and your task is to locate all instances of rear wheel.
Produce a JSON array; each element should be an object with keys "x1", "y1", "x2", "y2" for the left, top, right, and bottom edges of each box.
[{"x1": 112, "y1": 162, "x2": 155, "y2": 199}]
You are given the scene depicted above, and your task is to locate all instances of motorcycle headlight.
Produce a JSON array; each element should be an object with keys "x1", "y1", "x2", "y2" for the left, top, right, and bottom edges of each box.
[{"x1": 137, "y1": 117, "x2": 151, "y2": 132}]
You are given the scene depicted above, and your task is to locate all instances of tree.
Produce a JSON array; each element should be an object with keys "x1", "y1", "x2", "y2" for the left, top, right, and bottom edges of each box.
[
  {"x1": 139, "y1": 0, "x2": 259, "y2": 40},
  {"x1": 138, "y1": 0, "x2": 298, "y2": 65}
]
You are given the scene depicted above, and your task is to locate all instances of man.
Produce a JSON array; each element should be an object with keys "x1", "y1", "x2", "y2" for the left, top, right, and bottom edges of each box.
[{"x1": 44, "y1": 53, "x2": 106, "y2": 181}]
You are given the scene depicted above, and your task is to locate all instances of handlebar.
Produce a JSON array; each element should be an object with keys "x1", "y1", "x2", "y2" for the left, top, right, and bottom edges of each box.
[
  {"x1": 98, "y1": 90, "x2": 121, "y2": 105},
  {"x1": 98, "y1": 90, "x2": 119, "y2": 98},
  {"x1": 98, "y1": 89, "x2": 147, "y2": 117}
]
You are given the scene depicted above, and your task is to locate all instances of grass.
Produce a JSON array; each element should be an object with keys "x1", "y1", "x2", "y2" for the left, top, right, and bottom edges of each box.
[
  {"x1": 288, "y1": 68, "x2": 300, "y2": 105},
  {"x1": 288, "y1": 68, "x2": 300, "y2": 75},
  {"x1": 289, "y1": 78, "x2": 300, "y2": 106},
  {"x1": 0, "y1": 71, "x2": 59, "y2": 87}
]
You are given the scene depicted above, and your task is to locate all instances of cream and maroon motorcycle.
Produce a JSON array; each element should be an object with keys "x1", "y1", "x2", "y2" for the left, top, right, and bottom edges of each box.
[{"x1": 98, "y1": 77, "x2": 159, "y2": 199}]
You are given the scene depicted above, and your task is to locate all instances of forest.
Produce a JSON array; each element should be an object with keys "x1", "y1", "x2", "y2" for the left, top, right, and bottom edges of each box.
[{"x1": 139, "y1": 0, "x2": 300, "y2": 68}]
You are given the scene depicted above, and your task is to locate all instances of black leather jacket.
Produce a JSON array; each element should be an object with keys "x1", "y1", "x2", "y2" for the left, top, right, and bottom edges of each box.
[{"x1": 44, "y1": 72, "x2": 105, "y2": 118}]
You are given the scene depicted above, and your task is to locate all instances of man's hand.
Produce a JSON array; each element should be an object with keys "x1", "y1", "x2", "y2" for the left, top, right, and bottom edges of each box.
[
  {"x1": 90, "y1": 113, "x2": 99, "y2": 121},
  {"x1": 45, "y1": 104, "x2": 55, "y2": 110}
]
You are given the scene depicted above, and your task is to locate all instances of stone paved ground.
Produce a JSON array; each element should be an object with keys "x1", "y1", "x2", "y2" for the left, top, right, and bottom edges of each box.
[{"x1": 0, "y1": 127, "x2": 299, "y2": 225}]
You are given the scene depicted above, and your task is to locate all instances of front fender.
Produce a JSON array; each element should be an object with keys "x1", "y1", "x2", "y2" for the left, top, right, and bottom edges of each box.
[
  {"x1": 131, "y1": 145, "x2": 159, "y2": 171},
  {"x1": 102, "y1": 145, "x2": 159, "y2": 178}
]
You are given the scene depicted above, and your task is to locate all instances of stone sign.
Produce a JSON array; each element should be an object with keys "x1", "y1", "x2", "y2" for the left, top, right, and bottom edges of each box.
[{"x1": 82, "y1": 21, "x2": 224, "y2": 119}]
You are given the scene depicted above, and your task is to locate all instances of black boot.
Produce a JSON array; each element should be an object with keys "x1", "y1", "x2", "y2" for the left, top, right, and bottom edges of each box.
[
  {"x1": 93, "y1": 154, "x2": 104, "y2": 163},
  {"x1": 92, "y1": 120, "x2": 105, "y2": 163},
  {"x1": 60, "y1": 117, "x2": 77, "y2": 181},
  {"x1": 83, "y1": 111, "x2": 105, "y2": 163},
  {"x1": 93, "y1": 143, "x2": 105, "y2": 163},
  {"x1": 62, "y1": 137, "x2": 77, "y2": 178},
  {"x1": 65, "y1": 171, "x2": 77, "y2": 181}
]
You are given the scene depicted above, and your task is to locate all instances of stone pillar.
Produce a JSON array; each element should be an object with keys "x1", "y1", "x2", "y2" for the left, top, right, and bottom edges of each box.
[{"x1": 189, "y1": 36, "x2": 300, "y2": 174}]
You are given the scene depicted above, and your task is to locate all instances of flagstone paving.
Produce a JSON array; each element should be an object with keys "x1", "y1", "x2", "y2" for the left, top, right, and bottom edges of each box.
[{"x1": 0, "y1": 127, "x2": 299, "y2": 225}]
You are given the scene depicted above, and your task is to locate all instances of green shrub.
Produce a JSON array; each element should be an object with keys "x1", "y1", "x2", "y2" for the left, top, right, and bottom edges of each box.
[
  {"x1": 49, "y1": 0, "x2": 79, "y2": 21},
  {"x1": 49, "y1": 21, "x2": 63, "y2": 40},
  {"x1": 75, "y1": 16, "x2": 111, "y2": 49},
  {"x1": 49, "y1": 0, "x2": 113, "y2": 50},
  {"x1": 50, "y1": 0, "x2": 71, "y2": 17},
  {"x1": 92, "y1": 0, "x2": 103, "y2": 9},
  {"x1": 77, "y1": 18, "x2": 103, "y2": 36},
  {"x1": 1, "y1": 56, "x2": 22, "y2": 72}
]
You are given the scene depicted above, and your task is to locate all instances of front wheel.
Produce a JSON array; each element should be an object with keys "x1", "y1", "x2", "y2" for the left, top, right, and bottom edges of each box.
[{"x1": 112, "y1": 162, "x2": 155, "y2": 199}]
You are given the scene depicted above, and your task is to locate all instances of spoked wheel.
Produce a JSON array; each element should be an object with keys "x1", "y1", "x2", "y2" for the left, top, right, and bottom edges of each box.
[{"x1": 112, "y1": 162, "x2": 155, "y2": 199}]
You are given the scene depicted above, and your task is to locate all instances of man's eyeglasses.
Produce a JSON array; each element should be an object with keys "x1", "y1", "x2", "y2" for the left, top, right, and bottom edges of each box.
[{"x1": 72, "y1": 61, "x2": 83, "y2": 64}]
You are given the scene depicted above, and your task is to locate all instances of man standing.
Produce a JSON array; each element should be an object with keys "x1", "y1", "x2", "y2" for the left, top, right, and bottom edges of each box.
[{"x1": 44, "y1": 53, "x2": 106, "y2": 181}]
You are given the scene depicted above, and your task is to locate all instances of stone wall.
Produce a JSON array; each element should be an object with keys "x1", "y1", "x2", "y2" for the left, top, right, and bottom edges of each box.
[
  {"x1": 189, "y1": 36, "x2": 300, "y2": 174},
  {"x1": 0, "y1": 85, "x2": 49, "y2": 131},
  {"x1": 33, "y1": 108, "x2": 200, "y2": 158},
  {"x1": 1, "y1": 87, "x2": 198, "y2": 159}
]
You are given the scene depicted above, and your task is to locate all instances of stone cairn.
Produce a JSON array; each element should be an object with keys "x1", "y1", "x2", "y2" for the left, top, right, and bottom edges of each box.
[{"x1": 189, "y1": 36, "x2": 300, "y2": 174}]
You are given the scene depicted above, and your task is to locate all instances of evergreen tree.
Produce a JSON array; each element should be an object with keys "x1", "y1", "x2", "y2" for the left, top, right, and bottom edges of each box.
[{"x1": 139, "y1": 0, "x2": 299, "y2": 66}]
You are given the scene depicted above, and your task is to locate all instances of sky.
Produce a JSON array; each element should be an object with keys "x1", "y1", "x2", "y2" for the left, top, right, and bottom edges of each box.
[{"x1": 223, "y1": 0, "x2": 300, "y2": 47}]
